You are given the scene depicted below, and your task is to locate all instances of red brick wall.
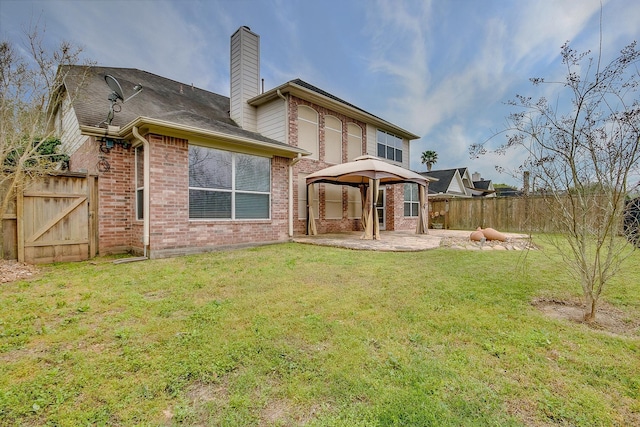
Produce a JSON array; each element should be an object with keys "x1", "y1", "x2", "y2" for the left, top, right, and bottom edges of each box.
[
  {"x1": 69, "y1": 133, "x2": 292, "y2": 257},
  {"x1": 145, "y1": 134, "x2": 290, "y2": 258},
  {"x1": 69, "y1": 136, "x2": 136, "y2": 254}
]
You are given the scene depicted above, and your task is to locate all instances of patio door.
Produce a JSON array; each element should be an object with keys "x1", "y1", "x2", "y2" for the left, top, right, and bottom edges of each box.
[{"x1": 376, "y1": 188, "x2": 386, "y2": 231}]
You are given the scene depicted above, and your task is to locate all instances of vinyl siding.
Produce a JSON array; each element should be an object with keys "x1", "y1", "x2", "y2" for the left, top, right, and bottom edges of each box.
[
  {"x1": 256, "y1": 98, "x2": 286, "y2": 143},
  {"x1": 230, "y1": 27, "x2": 259, "y2": 131},
  {"x1": 58, "y1": 98, "x2": 88, "y2": 155}
]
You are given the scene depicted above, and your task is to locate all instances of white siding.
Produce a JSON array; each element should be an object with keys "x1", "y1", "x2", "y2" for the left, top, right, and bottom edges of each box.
[
  {"x1": 58, "y1": 98, "x2": 88, "y2": 155},
  {"x1": 449, "y1": 173, "x2": 464, "y2": 194},
  {"x1": 401, "y1": 138, "x2": 410, "y2": 169},
  {"x1": 256, "y1": 98, "x2": 286, "y2": 142},
  {"x1": 230, "y1": 27, "x2": 259, "y2": 131}
]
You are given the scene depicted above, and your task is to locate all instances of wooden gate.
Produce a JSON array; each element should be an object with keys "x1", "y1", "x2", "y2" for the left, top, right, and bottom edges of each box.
[{"x1": 16, "y1": 173, "x2": 97, "y2": 264}]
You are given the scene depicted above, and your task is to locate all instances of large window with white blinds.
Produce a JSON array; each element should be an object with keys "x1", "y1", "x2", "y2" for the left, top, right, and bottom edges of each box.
[{"x1": 189, "y1": 145, "x2": 270, "y2": 220}]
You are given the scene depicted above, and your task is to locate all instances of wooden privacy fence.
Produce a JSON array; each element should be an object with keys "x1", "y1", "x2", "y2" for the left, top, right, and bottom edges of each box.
[
  {"x1": 430, "y1": 195, "x2": 612, "y2": 233},
  {"x1": 2, "y1": 173, "x2": 98, "y2": 264}
]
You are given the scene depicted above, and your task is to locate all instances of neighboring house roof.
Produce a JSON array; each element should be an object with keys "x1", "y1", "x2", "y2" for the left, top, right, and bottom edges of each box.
[
  {"x1": 495, "y1": 187, "x2": 522, "y2": 197},
  {"x1": 473, "y1": 180, "x2": 492, "y2": 190},
  {"x1": 422, "y1": 168, "x2": 496, "y2": 197},
  {"x1": 60, "y1": 65, "x2": 307, "y2": 157},
  {"x1": 420, "y1": 168, "x2": 467, "y2": 196},
  {"x1": 249, "y1": 79, "x2": 420, "y2": 141}
]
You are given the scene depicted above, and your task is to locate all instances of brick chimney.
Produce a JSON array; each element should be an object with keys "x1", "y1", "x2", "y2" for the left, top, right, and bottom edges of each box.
[{"x1": 230, "y1": 26, "x2": 260, "y2": 131}]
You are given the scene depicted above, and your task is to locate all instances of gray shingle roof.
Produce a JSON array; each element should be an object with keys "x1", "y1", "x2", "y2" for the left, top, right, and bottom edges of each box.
[
  {"x1": 289, "y1": 79, "x2": 386, "y2": 122},
  {"x1": 420, "y1": 169, "x2": 458, "y2": 194},
  {"x1": 62, "y1": 65, "x2": 294, "y2": 148},
  {"x1": 473, "y1": 180, "x2": 492, "y2": 190}
]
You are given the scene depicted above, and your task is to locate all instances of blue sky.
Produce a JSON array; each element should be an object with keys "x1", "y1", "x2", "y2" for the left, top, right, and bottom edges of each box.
[{"x1": 1, "y1": 0, "x2": 638, "y2": 187}]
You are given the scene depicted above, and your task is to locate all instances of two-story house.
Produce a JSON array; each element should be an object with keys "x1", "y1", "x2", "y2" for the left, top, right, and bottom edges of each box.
[{"x1": 55, "y1": 26, "x2": 424, "y2": 258}]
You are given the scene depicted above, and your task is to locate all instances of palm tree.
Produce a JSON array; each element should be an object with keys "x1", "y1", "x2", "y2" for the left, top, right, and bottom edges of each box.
[{"x1": 421, "y1": 150, "x2": 438, "y2": 172}]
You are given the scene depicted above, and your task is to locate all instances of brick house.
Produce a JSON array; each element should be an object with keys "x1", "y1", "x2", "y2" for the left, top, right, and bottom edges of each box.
[{"x1": 55, "y1": 26, "x2": 424, "y2": 258}]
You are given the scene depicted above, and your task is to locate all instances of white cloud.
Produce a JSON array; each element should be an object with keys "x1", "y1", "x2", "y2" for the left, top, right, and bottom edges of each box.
[{"x1": 38, "y1": 0, "x2": 229, "y2": 92}]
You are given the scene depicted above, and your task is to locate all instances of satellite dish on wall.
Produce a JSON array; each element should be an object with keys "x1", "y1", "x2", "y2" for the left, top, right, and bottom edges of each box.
[{"x1": 103, "y1": 74, "x2": 143, "y2": 125}]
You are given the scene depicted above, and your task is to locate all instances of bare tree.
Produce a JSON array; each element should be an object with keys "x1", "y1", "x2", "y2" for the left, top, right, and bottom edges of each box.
[
  {"x1": 0, "y1": 23, "x2": 91, "y2": 258},
  {"x1": 471, "y1": 39, "x2": 640, "y2": 322}
]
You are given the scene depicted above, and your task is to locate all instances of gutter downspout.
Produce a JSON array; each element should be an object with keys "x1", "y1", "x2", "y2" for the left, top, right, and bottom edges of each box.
[{"x1": 132, "y1": 126, "x2": 150, "y2": 257}]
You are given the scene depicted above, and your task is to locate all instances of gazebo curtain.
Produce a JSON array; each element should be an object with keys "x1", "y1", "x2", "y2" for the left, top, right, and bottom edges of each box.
[
  {"x1": 307, "y1": 184, "x2": 317, "y2": 236},
  {"x1": 361, "y1": 178, "x2": 380, "y2": 240},
  {"x1": 359, "y1": 184, "x2": 368, "y2": 231},
  {"x1": 416, "y1": 184, "x2": 428, "y2": 234}
]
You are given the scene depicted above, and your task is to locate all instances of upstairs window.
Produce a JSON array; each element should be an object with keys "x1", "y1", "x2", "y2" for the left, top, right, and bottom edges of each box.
[
  {"x1": 324, "y1": 115, "x2": 342, "y2": 164},
  {"x1": 189, "y1": 146, "x2": 270, "y2": 220},
  {"x1": 377, "y1": 130, "x2": 403, "y2": 163},
  {"x1": 347, "y1": 123, "x2": 362, "y2": 162},
  {"x1": 297, "y1": 106, "x2": 319, "y2": 160}
]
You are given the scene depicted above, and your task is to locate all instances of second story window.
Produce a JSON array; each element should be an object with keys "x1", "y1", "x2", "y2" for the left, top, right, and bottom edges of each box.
[
  {"x1": 377, "y1": 130, "x2": 403, "y2": 163},
  {"x1": 324, "y1": 115, "x2": 342, "y2": 164},
  {"x1": 297, "y1": 105, "x2": 319, "y2": 160},
  {"x1": 347, "y1": 123, "x2": 362, "y2": 162}
]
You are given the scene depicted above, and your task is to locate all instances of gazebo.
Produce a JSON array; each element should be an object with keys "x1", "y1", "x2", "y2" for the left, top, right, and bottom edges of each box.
[{"x1": 305, "y1": 155, "x2": 435, "y2": 239}]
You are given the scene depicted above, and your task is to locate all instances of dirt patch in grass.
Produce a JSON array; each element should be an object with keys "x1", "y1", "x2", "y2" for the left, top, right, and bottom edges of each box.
[
  {"x1": 532, "y1": 297, "x2": 639, "y2": 337},
  {"x1": 0, "y1": 260, "x2": 40, "y2": 283}
]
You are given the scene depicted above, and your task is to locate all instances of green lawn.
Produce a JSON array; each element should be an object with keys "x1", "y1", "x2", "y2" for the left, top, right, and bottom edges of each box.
[{"x1": 1, "y1": 242, "x2": 639, "y2": 426}]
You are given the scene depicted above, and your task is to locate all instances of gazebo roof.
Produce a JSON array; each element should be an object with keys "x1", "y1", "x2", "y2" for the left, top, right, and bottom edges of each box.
[{"x1": 306, "y1": 155, "x2": 435, "y2": 187}]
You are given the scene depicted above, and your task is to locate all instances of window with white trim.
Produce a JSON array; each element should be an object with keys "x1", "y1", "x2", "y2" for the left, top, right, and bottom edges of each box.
[
  {"x1": 188, "y1": 145, "x2": 270, "y2": 219},
  {"x1": 324, "y1": 183, "x2": 342, "y2": 219},
  {"x1": 404, "y1": 183, "x2": 419, "y2": 217},
  {"x1": 297, "y1": 106, "x2": 318, "y2": 160},
  {"x1": 324, "y1": 115, "x2": 342, "y2": 164},
  {"x1": 347, "y1": 123, "x2": 362, "y2": 161},
  {"x1": 135, "y1": 146, "x2": 144, "y2": 221},
  {"x1": 347, "y1": 186, "x2": 362, "y2": 219},
  {"x1": 377, "y1": 130, "x2": 403, "y2": 163}
]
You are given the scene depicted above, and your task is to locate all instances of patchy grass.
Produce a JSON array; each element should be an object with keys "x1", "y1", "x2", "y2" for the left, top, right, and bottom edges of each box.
[{"x1": 1, "y1": 242, "x2": 638, "y2": 426}]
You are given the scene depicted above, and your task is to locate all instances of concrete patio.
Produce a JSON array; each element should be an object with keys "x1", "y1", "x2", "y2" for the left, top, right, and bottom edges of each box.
[{"x1": 292, "y1": 229, "x2": 530, "y2": 252}]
